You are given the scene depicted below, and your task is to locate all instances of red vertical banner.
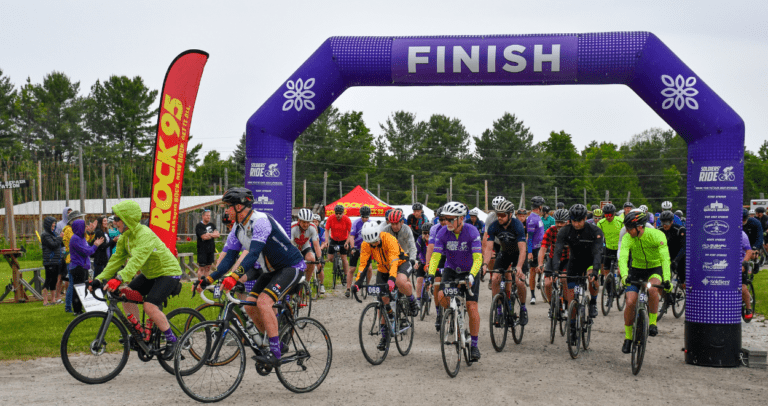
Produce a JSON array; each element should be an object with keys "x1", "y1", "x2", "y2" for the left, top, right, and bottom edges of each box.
[{"x1": 149, "y1": 50, "x2": 209, "y2": 255}]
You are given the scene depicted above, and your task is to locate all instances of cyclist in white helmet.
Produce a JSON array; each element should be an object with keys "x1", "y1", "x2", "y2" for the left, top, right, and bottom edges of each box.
[
  {"x1": 291, "y1": 208, "x2": 323, "y2": 293},
  {"x1": 482, "y1": 196, "x2": 506, "y2": 276}
]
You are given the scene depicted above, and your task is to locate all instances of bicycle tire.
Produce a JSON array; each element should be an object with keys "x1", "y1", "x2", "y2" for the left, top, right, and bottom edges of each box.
[
  {"x1": 359, "y1": 303, "x2": 388, "y2": 365},
  {"x1": 60, "y1": 311, "x2": 130, "y2": 384},
  {"x1": 672, "y1": 283, "x2": 686, "y2": 318},
  {"x1": 277, "y1": 317, "x2": 333, "y2": 393},
  {"x1": 559, "y1": 295, "x2": 566, "y2": 337},
  {"x1": 749, "y1": 282, "x2": 756, "y2": 312},
  {"x1": 549, "y1": 289, "x2": 558, "y2": 344},
  {"x1": 510, "y1": 294, "x2": 524, "y2": 345},
  {"x1": 158, "y1": 308, "x2": 206, "y2": 374},
  {"x1": 489, "y1": 293, "x2": 508, "y2": 352},
  {"x1": 615, "y1": 285, "x2": 626, "y2": 311},
  {"x1": 440, "y1": 308, "x2": 460, "y2": 378},
  {"x1": 175, "y1": 320, "x2": 245, "y2": 403},
  {"x1": 294, "y1": 281, "x2": 312, "y2": 318},
  {"x1": 601, "y1": 275, "x2": 613, "y2": 316},
  {"x1": 566, "y1": 300, "x2": 581, "y2": 359},
  {"x1": 539, "y1": 273, "x2": 549, "y2": 303},
  {"x1": 743, "y1": 282, "x2": 755, "y2": 323},
  {"x1": 419, "y1": 291, "x2": 430, "y2": 321},
  {"x1": 395, "y1": 299, "x2": 415, "y2": 356},
  {"x1": 631, "y1": 309, "x2": 648, "y2": 375},
  {"x1": 462, "y1": 305, "x2": 472, "y2": 367},
  {"x1": 311, "y1": 277, "x2": 320, "y2": 300},
  {"x1": 581, "y1": 300, "x2": 592, "y2": 350},
  {"x1": 190, "y1": 303, "x2": 246, "y2": 364}
]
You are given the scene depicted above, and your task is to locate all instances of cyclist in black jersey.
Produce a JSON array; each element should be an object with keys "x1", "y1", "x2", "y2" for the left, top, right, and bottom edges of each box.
[{"x1": 659, "y1": 211, "x2": 686, "y2": 287}]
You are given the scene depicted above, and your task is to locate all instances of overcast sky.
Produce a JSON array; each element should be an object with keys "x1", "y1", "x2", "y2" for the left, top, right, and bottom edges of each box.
[{"x1": 2, "y1": 0, "x2": 765, "y2": 159}]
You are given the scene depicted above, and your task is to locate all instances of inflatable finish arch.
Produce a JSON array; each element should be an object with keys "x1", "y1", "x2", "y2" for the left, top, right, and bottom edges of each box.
[{"x1": 245, "y1": 32, "x2": 744, "y2": 366}]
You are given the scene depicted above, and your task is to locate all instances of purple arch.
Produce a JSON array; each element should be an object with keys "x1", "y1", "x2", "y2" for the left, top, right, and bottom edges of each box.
[{"x1": 245, "y1": 32, "x2": 744, "y2": 366}]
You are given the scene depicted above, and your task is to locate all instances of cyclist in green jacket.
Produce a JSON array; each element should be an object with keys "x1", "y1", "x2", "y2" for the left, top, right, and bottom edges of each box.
[
  {"x1": 618, "y1": 211, "x2": 671, "y2": 354},
  {"x1": 92, "y1": 200, "x2": 183, "y2": 358},
  {"x1": 597, "y1": 203, "x2": 622, "y2": 284}
]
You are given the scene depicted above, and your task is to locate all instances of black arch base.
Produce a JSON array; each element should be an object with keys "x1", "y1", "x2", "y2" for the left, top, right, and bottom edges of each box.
[{"x1": 684, "y1": 322, "x2": 741, "y2": 367}]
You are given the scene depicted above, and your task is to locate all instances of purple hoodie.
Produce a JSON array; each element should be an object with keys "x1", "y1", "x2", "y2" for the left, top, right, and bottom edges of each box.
[{"x1": 69, "y1": 219, "x2": 98, "y2": 270}]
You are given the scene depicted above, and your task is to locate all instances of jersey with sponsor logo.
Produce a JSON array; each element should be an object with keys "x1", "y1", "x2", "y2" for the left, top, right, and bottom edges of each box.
[
  {"x1": 224, "y1": 211, "x2": 304, "y2": 272},
  {"x1": 526, "y1": 212, "x2": 545, "y2": 252},
  {"x1": 432, "y1": 225, "x2": 482, "y2": 273}
]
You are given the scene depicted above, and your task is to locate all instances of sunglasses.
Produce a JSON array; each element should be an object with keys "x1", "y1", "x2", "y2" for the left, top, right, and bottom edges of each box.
[
  {"x1": 497, "y1": 213, "x2": 508, "y2": 219},
  {"x1": 443, "y1": 216, "x2": 459, "y2": 222},
  {"x1": 661, "y1": 221, "x2": 672, "y2": 225},
  {"x1": 604, "y1": 214, "x2": 614, "y2": 217}
]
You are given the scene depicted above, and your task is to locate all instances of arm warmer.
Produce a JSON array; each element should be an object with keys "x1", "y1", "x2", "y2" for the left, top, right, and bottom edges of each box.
[
  {"x1": 428, "y1": 252, "x2": 442, "y2": 276},
  {"x1": 210, "y1": 250, "x2": 240, "y2": 280},
  {"x1": 470, "y1": 253, "x2": 482, "y2": 277}
]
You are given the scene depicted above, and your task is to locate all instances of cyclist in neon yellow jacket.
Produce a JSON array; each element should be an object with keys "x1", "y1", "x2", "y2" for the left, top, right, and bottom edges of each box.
[
  {"x1": 618, "y1": 210, "x2": 671, "y2": 354},
  {"x1": 596, "y1": 203, "x2": 622, "y2": 283}
]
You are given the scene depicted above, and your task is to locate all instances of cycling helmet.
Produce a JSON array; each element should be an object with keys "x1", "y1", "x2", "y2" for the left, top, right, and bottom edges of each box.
[
  {"x1": 421, "y1": 222, "x2": 433, "y2": 233},
  {"x1": 553, "y1": 209, "x2": 569, "y2": 222},
  {"x1": 569, "y1": 204, "x2": 588, "y2": 221},
  {"x1": 492, "y1": 196, "x2": 506, "y2": 210},
  {"x1": 659, "y1": 211, "x2": 675, "y2": 223},
  {"x1": 587, "y1": 212, "x2": 594, "y2": 220},
  {"x1": 361, "y1": 221, "x2": 381, "y2": 244},
  {"x1": 591, "y1": 204, "x2": 599, "y2": 211},
  {"x1": 542, "y1": 205, "x2": 550, "y2": 214},
  {"x1": 360, "y1": 206, "x2": 371, "y2": 217},
  {"x1": 556, "y1": 202, "x2": 565, "y2": 209},
  {"x1": 222, "y1": 187, "x2": 254, "y2": 206},
  {"x1": 593, "y1": 209, "x2": 603, "y2": 217},
  {"x1": 530, "y1": 196, "x2": 545, "y2": 208},
  {"x1": 495, "y1": 200, "x2": 515, "y2": 213},
  {"x1": 298, "y1": 208, "x2": 313, "y2": 222},
  {"x1": 469, "y1": 208, "x2": 479, "y2": 216},
  {"x1": 750, "y1": 209, "x2": 756, "y2": 215},
  {"x1": 674, "y1": 210, "x2": 683, "y2": 218},
  {"x1": 435, "y1": 206, "x2": 443, "y2": 219},
  {"x1": 334, "y1": 204, "x2": 345, "y2": 215},
  {"x1": 743, "y1": 208, "x2": 749, "y2": 220},
  {"x1": 412, "y1": 202, "x2": 423, "y2": 211},
  {"x1": 639, "y1": 205, "x2": 648, "y2": 213},
  {"x1": 661, "y1": 201, "x2": 673, "y2": 210},
  {"x1": 387, "y1": 210, "x2": 404, "y2": 224},
  {"x1": 756, "y1": 207, "x2": 766, "y2": 214},
  {"x1": 623, "y1": 202, "x2": 634, "y2": 209},
  {"x1": 623, "y1": 210, "x2": 648, "y2": 229},
  {"x1": 516, "y1": 208, "x2": 527, "y2": 215},
  {"x1": 602, "y1": 203, "x2": 616, "y2": 215},
  {"x1": 442, "y1": 201, "x2": 467, "y2": 217},
  {"x1": 312, "y1": 214, "x2": 321, "y2": 221}
]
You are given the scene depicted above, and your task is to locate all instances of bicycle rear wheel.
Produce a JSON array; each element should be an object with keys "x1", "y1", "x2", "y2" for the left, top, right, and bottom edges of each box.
[
  {"x1": 158, "y1": 308, "x2": 206, "y2": 374},
  {"x1": 419, "y1": 290, "x2": 431, "y2": 320},
  {"x1": 672, "y1": 283, "x2": 686, "y2": 318},
  {"x1": 539, "y1": 274, "x2": 549, "y2": 303},
  {"x1": 359, "y1": 303, "x2": 388, "y2": 365},
  {"x1": 440, "y1": 308, "x2": 460, "y2": 378},
  {"x1": 601, "y1": 275, "x2": 613, "y2": 316},
  {"x1": 175, "y1": 320, "x2": 246, "y2": 403},
  {"x1": 293, "y1": 282, "x2": 312, "y2": 318},
  {"x1": 631, "y1": 309, "x2": 648, "y2": 375},
  {"x1": 489, "y1": 293, "x2": 508, "y2": 352},
  {"x1": 615, "y1": 279, "x2": 626, "y2": 311},
  {"x1": 395, "y1": 299, "x2": 415, "y2": 356},
  {"x1": 510, "y1": 294, "x2": 524, "y2": 344},
  {"x1": 558, "y1": 295, "x2": 566, "y2": 337},
  {"x1": 566, "y1": 301, "x2": 581, "y2": 359},
  {"x1": 277, "y1": 317, "x2": 333, "y2": 393},
  {"x1": 61, "y1": 311, "x2": 130, "y2": 384},
  {"x1": 549, "y1": 292, "x2": 558, "y2": 344}
]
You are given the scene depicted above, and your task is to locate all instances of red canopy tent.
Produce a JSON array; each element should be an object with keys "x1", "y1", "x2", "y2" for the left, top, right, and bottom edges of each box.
[{"x1": 324, "y1": 185, "x2": 392, "y2": 217}]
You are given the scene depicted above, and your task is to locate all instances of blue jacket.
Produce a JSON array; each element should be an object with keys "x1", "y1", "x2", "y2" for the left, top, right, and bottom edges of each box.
[
  {"x1": 42, "y1": 216, "x2": 63, "y2": 266},
  {"x1": 69, "y1": 219, "x2": 98, "y2": 270}
]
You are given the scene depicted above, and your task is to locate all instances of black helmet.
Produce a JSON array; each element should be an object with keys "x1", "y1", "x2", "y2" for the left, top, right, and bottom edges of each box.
[
  {"x1": 674, "y1": 210, "x2": 683, "y2": 217},
  {"x1": 334, "y1": 204, "x2": 345, "y2": 214},
  {"x1": 587, "y1": 212, "x2": 594, "y2": 219},
  {"x1": 421, "y1": 222, "x2": 433, "y2": 233},
  {"x1": 743, "y1": 208, "x2": 749, "y2": 220},
  {"x1": 756, "y1": 207, "x2": 766, "y2": 214},
  {"x1": 569, "y1": 204, "x2": 588, "y2": 221},
  {"x1": 659, "y1": 211, "x2": 675, "y2": 223},
  {"x1": 556, "y1": 202, "x2": 565, "y2": 209},
  {"x1": 360, "y1": 206, "x2": 371, "y2": 217},
  {"x1": 222, "y1": 187, "x2": 254, "y2": 205},
  {"x1": 435, "y1": 206, "x2": 443, "y2": 218},
  {"x1": 553, "y1": 209, "x2": 569, "y2": 222},
  {"x1": 542, "y1": 205, "x2": 550, "y2": 214},
  {"x1": 412, "y1": 202, "x2": 423, "y2": 210},
  {"x1": 530, "y1": 196, "x2": 545, "y2": 208},
  {"x1": 602, "y1": 203, "x2": 616, "y2": 215},
  {"x1": 624, "y1": 210, "x2": 648, "y2": 229},
  {"x1": 516, "y1": 208, "x2": 527, "y2": 215},
  {"x1": 591, "y1": 204, "x2": 599, "y2": 211},
  {"x1": 623, "y1": 202, "x2": 634, "y2": 209}
]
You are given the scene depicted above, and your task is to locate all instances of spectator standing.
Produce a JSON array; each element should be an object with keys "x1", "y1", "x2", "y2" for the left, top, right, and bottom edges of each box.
[
  {"x1": 69, "y1": 219, "x2": 104, "y2": 314},
  {"x1": 41, "y1": 216, "x2": 63, "y2": 305},
  {"x1": 62, "y1": 210, "x2": 84, "y2": 313},
  {"x1": 91, "y1": 217, "x2": 116, "y2": 279},
  {"x1": 108, "y1": 216, "x2": 121, "y2": 256},
  {"x1": 195, "y1": 209, "x2": 220, "y2": 279}
]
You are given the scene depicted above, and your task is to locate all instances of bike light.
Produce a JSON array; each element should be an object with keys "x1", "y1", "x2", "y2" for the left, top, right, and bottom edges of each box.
[{"x1": 646, "y1": 282, "x2": 652, "y2": 289}]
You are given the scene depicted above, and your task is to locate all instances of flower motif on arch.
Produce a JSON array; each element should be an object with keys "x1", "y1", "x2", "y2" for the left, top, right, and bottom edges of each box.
[
  {"x1": 282, "y1": 78, "x2": 316, "y2": 112},
  {"x1": 661, "y1": 74, "x2": 698, "y2": 111}
]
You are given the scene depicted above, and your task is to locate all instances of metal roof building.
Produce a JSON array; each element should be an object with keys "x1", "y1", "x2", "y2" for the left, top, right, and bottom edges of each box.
[{"x1": 0, "y1": 195, "x2": 222, "y2": 216}]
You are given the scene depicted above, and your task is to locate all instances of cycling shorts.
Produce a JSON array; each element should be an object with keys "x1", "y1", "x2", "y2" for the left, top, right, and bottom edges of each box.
[
  {"x1": 625, "y1": 266, "x2": 663, "y2": 293},
  {"x1": 529, "y1": 248, "x2": 540, "y2": 268},
  {"x1": 301, "y1": 247, "x2": 315, "y2": 258},
  {"x1": 441, "y1": 267, "x2": 480, "y2": 303},
  {"x1": 250, "y1": 265, "x2": 304, "y2": 302},
  {"x1": 329, "y1": 239, "x2": 348, "y2": 256},
  {"x1": 374, "y1": 261, "x2": 413, "y2": 284},
  {"x1": 415, "y1": 261, "x2": 427, "y2": 278},
  {"x1": 197, "y1": 251, "x2": 216, "y2": 267},
  {"x1": 243, "y1": 266, "x2": 262, "y2": 282},
  {"x1": 349, "y1": 249, "x2": 361, "y2": 268},
  {"x1": 603, "y1": 248, "x2": 618, "y2": 269},
  {"x1": 494, "y1": 250, "x2": 521, "y2": 272},
  {"x1": 127, "y1": 274, "x2": 181, "y2": 308}
]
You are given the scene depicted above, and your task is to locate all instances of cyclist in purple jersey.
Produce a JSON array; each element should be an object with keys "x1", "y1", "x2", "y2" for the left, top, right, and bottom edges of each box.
[
  {"x1": 426, "y1": 207, "x2": 450, "y2": 330},
  {"x1": 429, "y1": 202, "x2": 483, "y2": 361},
  {"x1": 526, "y1": 196, "x2": 546, "y2": 305}
]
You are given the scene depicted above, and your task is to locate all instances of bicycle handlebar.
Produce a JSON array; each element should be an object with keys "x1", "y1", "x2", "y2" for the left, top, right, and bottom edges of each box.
[{"x1": 199, "y1": 285, "x2": 217, "y2": 305}]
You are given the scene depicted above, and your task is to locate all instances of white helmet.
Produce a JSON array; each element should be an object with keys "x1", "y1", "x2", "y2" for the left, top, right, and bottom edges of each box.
[
  {"x1": 361, "y1": 221, "x2": 381, "y2": 244},
  {"x1": 638, "y1": 205, "x2": 648, "y2": 213},
  {"x1": 661, "y1": 201, "x2": 672, "y2": 210},
  {"x1": 492, "y1": 196, "x2": 506, "y2": 210},
  {"x1": 298, "y1": 208, "x2": 313, "y2": 222},
  {"x1": 312, "y1": 214, "x2": 321, "y2": 221},
  {"x1": 442, "y1": 201, "x2": 467, "y2": 217},
  {"x1": 469, "y1": 208, "x2": 479, "y2": 216}
]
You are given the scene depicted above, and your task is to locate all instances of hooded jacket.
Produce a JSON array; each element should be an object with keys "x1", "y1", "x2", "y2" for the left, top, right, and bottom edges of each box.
[
  {"x1": 42, "y1": 216, "x2": 63, "y2": 266},
  {"x1": 96, "y1": 200, "x2": 181, "y2": 283},
  {"x1": 55, "y1": 206, "x2": 71, "y2": 235},
  {"x1": 69, "y1": 219, "x2": 99, "y2": 270}
]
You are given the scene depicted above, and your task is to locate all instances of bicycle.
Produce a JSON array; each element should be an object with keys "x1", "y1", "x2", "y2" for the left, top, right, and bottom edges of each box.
[
  {"x1": 174, "y1": 280, "x2": 332, "y2": 402},
  {"x1": 546, "y1": 270, "x2": 567, "y2": 344},
  {"x1": 329, "y1": 245, "x2": 346, "y2": 289},
  {"x1": 600, "y1": 255, "x2": 626, "y2": 316},
  {"x1": 626, "y1": 279, "x2": 665, "y2": 375},
  {"x1": 419, "y1": 274, "x2": 433, "y2": 321},
  {"x1": 742, "y1": 262, "x2": 756, "y2": 323},
  {"x1": 354, "y1": 282, "x2": 415, "y2": 364},
  {"x1": 439, "y1": 275, "x2": 474, "y2": 378},
  {"x1": 60, "y1": 284, "x2": 205, "y2": 384},
  {"x1": 563, "y1": 275, "x2": 594, "y2": 359},
  {"x1": 488, "y1": 269, "x2": 525, "y2": 352},
  {"x1": 533, "y1": 261, "x2": 548, "y2": 303},
  {"x1": 305, "y1": 259, "x2": 325, "y2": 300},
  {"x1": 658, "y1": 266, "x2": 686, "y2": 321}
]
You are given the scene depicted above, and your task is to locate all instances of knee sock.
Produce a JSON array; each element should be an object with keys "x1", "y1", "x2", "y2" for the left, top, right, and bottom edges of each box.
[
  {"x1": 269, "y1": 336, "x2": 281, "y2": 359},
  {"x1": 471, "y1": 335, "x2": 478, "y2": 348},
  {"x1": 530, "y1": 290, "x2": 535, "y2": 298},
  {"x1": 164, "y1": 328, "x2": 177, "y2": 343},
  {"x1": 590, "y1": 295, "x2": 597, "y2": 306},
  {"x1": 409, "y1": 294, "x2": 415, "y2": 302}
]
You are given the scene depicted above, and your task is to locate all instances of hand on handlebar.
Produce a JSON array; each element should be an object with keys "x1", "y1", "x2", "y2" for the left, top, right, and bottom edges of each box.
[
  {"x1": 221, "y1": 276, "x2": 238, "y2": 291},
  {"x1": 105, "y1": 278, "x2": 121, "y2": 292},
  {"x1": 515, "y1": 266, "x2": 525, "y2": 281}
]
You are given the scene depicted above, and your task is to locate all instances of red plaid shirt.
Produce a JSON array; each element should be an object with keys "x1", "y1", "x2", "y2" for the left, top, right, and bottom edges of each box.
[{"x1": 542, "y1": 225, "x2": 569, "y2": 261}]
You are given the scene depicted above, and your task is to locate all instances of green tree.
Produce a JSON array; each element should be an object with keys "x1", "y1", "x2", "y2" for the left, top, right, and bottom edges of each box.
[
  {"x1": 32, "y1": 72, "x2": 86, "y2": 161},
  {"x1": 0, "y1": 69, "x2": 16, "y2": 146},
  {"x1": 542, "y1": 130, "x2": 590, "y2": 205},
  {"x1": 592, "y1": 162, "x2": 647, "y2": 207}
]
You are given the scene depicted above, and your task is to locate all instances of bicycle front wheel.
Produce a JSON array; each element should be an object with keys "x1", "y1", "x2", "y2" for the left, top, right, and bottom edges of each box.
[
  {"x1": 440, "y1": 308, "x2": 460, "y2": 378},
  {"x1": 601, "y1": 275, "x2": 613, "y2": 316},
  {"x1": 293, "y1": 281, "x2": 312, "y2": 318},
  {"x1": 615, "y1": 281, "x2": 626, "y2": 311},
  {"x1": 581, "y1": 301, "x2": 592, "y2": 350},
  {"x1": 277, "y1": 317, "x2": 333, "y2": 393},
  {"x1": 310, "y1": 277, "x2": 320, "y2": 300},
  {"x1": 539, "y1": 274, "x2": 550, "y2": 303},
  {"x1": 489, "y1": 294, "x2": 508, "y2": 352},
  {"x1": 419, "y1": 291, "x2": 431, "y2": 321},
  {"x1": 359, "y1": 303, "x2": 388, "y2": 365},
  {"x1": 549, "y1": 292, "x2": 558, "y2": 344},
  {"x1": 672, "y1": 283, "x2": 686, "y2": 319},
  {"x1": 510, "y1": 294, "x2": 524, "y2": 345},
  {"x1": 566, "y1": 301, "x2": 581, "y2": 359},
  {"x1": 158, "y1": 307, "x2": 206, "y2": 374},
  {"x1": 175, "y1": 320, "x2": 246, "y2": 403},
  {"x1": 61, "y1": 311, "x2": 130, "y2": 384},
  {"x1": 395, "y1": 299, "x2": 415, "y2": 356},
  {"x1": 631, "y1": 309, "x2": 649, "y2": 375}
]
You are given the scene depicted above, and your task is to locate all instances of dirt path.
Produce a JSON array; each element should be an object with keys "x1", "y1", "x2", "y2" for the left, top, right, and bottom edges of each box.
[{"x1": 2, "y1": 286, "x2": 766, "y2": 405}]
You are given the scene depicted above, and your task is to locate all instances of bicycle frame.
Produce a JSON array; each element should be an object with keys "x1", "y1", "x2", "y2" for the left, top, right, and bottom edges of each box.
[
  {"x1": 441, "y1": 280, "x2": 470, "y2": 352},
  {"x1": 91, "y1": 290, "x2": 158, "y2": 357}
]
